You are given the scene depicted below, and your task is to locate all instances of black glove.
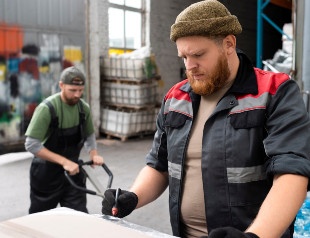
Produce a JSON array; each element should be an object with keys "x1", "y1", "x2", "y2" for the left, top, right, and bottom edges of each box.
[
  {"x1": 101, "y1": 189, "x2": 138, "y2": 218},
  {"x1": 208, "y1": 227, "x2": 259, "y2": 238}
]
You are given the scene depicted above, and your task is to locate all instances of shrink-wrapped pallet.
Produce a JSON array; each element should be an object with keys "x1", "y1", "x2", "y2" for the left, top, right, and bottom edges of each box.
[{"x1": 100, "y1": 46, "x2": 158, "y2": 80}]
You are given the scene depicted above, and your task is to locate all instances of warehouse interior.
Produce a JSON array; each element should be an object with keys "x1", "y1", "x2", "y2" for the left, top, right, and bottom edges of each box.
[
  {"x1": 0, "y1": 0, "x2": 309, "y2": 148},
  {"x1": 1, "y1": 0, "x2": 310, "y2": 236}
]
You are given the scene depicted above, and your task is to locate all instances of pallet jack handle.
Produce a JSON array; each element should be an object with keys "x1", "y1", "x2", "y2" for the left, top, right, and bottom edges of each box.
[{"x1": 64, "y1": 160, "x2": 113, "y2": 198}]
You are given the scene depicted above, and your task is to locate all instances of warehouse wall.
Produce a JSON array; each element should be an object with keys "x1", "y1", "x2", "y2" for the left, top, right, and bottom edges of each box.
[
  {"x1": 0, "y1": 0, "x2": 85, "y2": 53},
  {"x1": 149, "y1": 0, "x2": 193, "y2": 95},
  {"x1": 149, "y1": 0, "x2": 291, "y2": 96},
  {"x1": 0, "y1": 0, "x2": 85, "y2": 150},
  {"x1": 0, "y1": 0, "x2": 292, "y2": 149}
]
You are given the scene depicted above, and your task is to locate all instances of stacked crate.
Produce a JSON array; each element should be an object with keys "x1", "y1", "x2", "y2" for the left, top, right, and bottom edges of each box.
[{"x1": 100, "y1": 53, "x2": 160, "y2": 141}]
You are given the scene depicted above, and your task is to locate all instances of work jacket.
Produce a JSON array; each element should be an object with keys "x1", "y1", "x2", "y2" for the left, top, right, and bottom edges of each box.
[{"x1": 145, "y1": 52, "x2": 310, "y2": 237}]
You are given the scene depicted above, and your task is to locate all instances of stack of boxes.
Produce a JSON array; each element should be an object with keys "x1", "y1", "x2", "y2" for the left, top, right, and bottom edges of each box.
[{"x1": 100, "y1": 50, "x2": 160, "y2": 141}]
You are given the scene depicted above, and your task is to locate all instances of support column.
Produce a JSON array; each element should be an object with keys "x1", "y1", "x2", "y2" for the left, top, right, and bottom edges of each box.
[{"x1": 85, "y1": 0, "x2": 109, "y2": 137}]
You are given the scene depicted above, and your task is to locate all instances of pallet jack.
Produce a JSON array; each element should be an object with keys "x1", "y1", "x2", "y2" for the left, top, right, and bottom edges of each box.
[{"x1": 64, "y1": 160, "x2": 113, "y2": 198}]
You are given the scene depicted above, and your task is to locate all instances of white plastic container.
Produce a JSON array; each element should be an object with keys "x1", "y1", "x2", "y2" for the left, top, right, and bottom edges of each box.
[
  {"x1": 101, "y1": 81, "x2": 158, "y2": 106},
  {"x1": 101, "y1": 58, "x2": 146, "y2": 79},
  {"x1": 100, "y1": 107, "x2": 159, "y2": 137}
]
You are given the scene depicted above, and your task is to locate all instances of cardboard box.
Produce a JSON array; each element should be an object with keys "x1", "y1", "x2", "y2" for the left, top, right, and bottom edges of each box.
[{"x1": 0, "y1": 207, "x2": 175, "y2": 238}]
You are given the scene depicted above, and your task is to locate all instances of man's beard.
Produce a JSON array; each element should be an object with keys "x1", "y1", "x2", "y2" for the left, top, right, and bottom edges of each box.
[
  {"x1": 187, "y1": 54, "x2": 230, "y2": 96},
  {"x1": 64, "y1": 95, "x2": 80, "y2": 105}
]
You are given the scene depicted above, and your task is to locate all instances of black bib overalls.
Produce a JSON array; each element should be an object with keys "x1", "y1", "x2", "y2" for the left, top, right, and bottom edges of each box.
[{"x1": 29, "y1": 100, "x2": 87, "y2": 214}]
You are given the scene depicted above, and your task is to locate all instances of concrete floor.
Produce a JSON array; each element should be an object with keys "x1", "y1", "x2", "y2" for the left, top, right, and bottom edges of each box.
[{"x1": 0, "y1": 136, "x2": 172, "y2": 236}]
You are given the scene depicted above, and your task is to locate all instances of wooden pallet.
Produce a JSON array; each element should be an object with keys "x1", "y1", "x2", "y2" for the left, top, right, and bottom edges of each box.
[
  {"x1": 101, "y1": 102, "x2": 156, "y2": 110},
  {"x1": 100, "y1": 75, "x2": 161, "y2": 84},
  {"x1": 100, "y1": 129, "x2": 155, "y2": 142}
]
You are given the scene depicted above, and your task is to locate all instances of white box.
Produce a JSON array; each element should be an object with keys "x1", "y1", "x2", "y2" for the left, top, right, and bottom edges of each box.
[{"x1": 0, "y1": 207, "x2": 175, "y2": 238}]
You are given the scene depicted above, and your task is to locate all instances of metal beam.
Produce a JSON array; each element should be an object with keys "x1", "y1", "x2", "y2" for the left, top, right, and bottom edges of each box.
[{"x1": 256, "y1": 0, "x2": 292, "y2": 68}]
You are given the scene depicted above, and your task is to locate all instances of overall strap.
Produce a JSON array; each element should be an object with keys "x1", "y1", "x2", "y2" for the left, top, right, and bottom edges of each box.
[
  {"x1": 44, "y1": 99, "x2": 86, "y2": 138},
  {"x1": 77, "y1": 100, "x2": 86, "y2": 140},
  {"x1": 78, "y1": 100, "x2": 85, "y2": 125},
  {"x1": 43, "y1": 99, "x2": 58, "y2": 128}
]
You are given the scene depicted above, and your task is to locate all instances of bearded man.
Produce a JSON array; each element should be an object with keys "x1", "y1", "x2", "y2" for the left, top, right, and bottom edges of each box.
[
  {"x1": 101, "y1": 1, "x2": 310, "y2": 238},
  {"x1": 25, "y1": 66, "x2": 104, "y2": 214}
]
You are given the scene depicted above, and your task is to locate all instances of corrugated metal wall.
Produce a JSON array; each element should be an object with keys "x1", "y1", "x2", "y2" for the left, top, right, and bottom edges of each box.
[
  {"x1": 0, "y1": 0, "x2": 86, "y2": 152},
  {"x1": 0, "y1": 0, "x2": 85, "y2": 52}
]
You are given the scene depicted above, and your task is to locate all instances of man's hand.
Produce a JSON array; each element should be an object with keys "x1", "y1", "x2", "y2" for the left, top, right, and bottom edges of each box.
[
  {"x1": 208, "y1": 227, "x2": 259, "y2": 238},
  {"x1": 102, "y1": 189, "x2": 138, "y2": 218},
  {"x1": 62, "y1": 159, "x2": 79, "y2": 175},
  {"x1": 91, "y1": 154, "x2": 104, "y2": 166}
]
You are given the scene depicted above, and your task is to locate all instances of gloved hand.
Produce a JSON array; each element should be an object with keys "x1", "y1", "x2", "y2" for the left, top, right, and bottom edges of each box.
[
  {"x1": 101, "y1": 189, "x2": 138, "y2": 218},
  {"x1": 208, "y1": 227, "x2": 259, "y2": 238}
]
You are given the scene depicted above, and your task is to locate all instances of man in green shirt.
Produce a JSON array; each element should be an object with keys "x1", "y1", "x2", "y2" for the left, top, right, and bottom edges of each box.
[{"x1": 25, "y1": 66, "x2": 104, "y2": 214}]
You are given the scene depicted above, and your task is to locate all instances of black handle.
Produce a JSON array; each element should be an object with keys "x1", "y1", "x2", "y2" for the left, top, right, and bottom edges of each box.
[
  {"x1": 64, "y1": 171, "x2": 98, "y2": 196},
  {"x1": 102, "y1": 163, "x2": 113, "y2": 189},
  {"x1": 78, "y1": 160, "x2": 113, "y2": 189},
  {"x1": 64, "y1": 160, "x2": 114, "y2": 198}
]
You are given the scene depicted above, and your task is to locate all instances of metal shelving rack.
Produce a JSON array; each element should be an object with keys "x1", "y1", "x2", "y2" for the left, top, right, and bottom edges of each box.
[{"x1": 256, "y1": 0, "x2": 292, "y2": 68}]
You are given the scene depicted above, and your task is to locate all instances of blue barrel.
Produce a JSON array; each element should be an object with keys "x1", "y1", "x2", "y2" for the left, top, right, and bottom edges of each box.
[{"x1": 294, "y1": 192, "x2": 310, "y2": 237}]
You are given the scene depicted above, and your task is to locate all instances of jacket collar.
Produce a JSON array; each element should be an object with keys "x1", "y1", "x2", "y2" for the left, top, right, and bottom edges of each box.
[{"x1": 228, "y1": 49, "x2": 258, "y2": 95}]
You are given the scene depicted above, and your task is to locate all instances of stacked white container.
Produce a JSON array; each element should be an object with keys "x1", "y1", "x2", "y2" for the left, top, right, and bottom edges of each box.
[{"x1": 99, "y1": 48, "x2": 160, "y2": 141}]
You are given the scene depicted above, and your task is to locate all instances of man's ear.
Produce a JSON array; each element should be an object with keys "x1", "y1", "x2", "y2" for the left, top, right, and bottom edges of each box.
[{"x1": 224, "y1": 35, "x2": 236, "y2": 55}]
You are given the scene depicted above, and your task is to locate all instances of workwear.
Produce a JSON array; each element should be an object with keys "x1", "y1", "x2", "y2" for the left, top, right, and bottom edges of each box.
[
  {"x1": 145, "y1": 52, "x2": 310, "y2": 237},
  {"x1": 26, "y1": 93, "x2": 94, "y2": 213}
]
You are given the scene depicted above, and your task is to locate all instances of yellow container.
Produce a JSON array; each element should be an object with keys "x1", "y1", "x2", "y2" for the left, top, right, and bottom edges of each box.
[{"x1": 64, "y1": 46, "x2": 82, "y2": 62}]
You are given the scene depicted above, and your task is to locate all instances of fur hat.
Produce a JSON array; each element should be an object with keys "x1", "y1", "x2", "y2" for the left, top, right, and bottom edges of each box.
[
  {"x1": 170, "y1": 0, "x2": 242, "y2": 42},
  {"x1": 60, "y1": 66, "x2": 85, "y2": 86}
]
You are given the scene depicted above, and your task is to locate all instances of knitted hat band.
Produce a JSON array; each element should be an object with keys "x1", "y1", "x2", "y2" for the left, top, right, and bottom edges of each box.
[{"x1": 170, "y1": 0, "x2": 242, "y2": 42}]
